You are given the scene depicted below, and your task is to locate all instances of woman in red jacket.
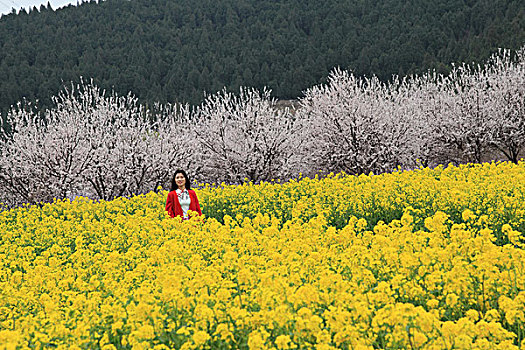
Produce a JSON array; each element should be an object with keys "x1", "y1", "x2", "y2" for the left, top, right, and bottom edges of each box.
[{"x1": 165, "y1": 169, "x2": 202, "y2": 219}]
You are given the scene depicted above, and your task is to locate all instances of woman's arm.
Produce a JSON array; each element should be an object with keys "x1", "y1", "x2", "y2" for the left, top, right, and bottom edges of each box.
[
  {"x1": 190, "y1": 190, "x2": 202, "y2": 215},
  {"x1": 165, "y1": 192, "x2": 175, "y2": 217}
]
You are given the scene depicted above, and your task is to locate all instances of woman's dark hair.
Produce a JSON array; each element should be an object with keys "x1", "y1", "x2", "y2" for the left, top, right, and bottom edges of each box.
[{"x1": 170, "y1": 169, "x2": 191, "y2": 191}]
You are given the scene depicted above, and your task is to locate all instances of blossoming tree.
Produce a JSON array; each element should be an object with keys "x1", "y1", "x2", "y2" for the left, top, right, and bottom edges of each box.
[
  {"x1": 193, "y1": 87, "x2": 303, "y2": 183},
  {"x1": 297, "y1": 68, "x2": 416, "y2": 175},
  {"x1": 0, "y1": 81, "x2": 192, "y2": 205}
]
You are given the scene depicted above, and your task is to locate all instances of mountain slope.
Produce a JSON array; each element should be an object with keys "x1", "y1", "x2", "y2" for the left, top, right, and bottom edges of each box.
[{"x1": 0, "y1": 0, "x2": 523, "y2": 113}]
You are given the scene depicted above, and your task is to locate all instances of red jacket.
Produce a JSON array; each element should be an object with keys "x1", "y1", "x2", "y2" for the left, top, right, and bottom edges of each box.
[{"x1": 165, "y1": 189, "x2": 202, "y2": 218}]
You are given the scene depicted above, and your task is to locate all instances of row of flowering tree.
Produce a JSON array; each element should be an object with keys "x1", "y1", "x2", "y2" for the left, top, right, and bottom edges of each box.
[{"x1": 1, "y1": 47, "x2": 524, "y2": 206}]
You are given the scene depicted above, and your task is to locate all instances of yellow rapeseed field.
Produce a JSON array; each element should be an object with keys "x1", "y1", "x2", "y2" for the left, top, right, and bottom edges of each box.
[{"x1": 1, "y1": 161, "x2": 525, "y2": 349}]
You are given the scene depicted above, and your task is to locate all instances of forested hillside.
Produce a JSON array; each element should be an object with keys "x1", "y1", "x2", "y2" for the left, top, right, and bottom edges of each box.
[{"x1": 0, "y1": 0, "x2": 523, "y2": 113}]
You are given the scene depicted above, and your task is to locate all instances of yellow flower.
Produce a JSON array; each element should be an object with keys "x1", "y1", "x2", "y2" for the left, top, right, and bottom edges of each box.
[
  {"x1": 466, "y1": 309, "x2": 480, "y2": 322},
  {"x1": 484, "y1": 309, "x2": 501, "y2": 322},
  {"x1": 192, "y1": 330, "x2": 210, "y2": 347},
  {"x1": 2, "y1": 161, "x2": 525, "y2": 347},
  {"x1": 426, "y1": 298, "x2": 439, "y2": 309},
  {"x1": 214, "y1": 324, "x2": 233, "y2": 341},
  {"x1": 462, "y1": 209, "x2": 475, "y2": 222},
  {"x1": 248, "y1": 329, "x2": 269, "y2": 350},
  {"x1": 275, "y1": 335, "x2": 294, "y2": 350},
  {"x1": 132, "y1": 324, "x2": 155, "y2": 340},
  {"x1": 446, "y1": 293, "x2": 459, "y2": 308}
]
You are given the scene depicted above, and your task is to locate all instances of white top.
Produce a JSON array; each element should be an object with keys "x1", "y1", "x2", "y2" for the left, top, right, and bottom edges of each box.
[{"x1": 176, "y1": 188, "x2": 191, "y2": 218}]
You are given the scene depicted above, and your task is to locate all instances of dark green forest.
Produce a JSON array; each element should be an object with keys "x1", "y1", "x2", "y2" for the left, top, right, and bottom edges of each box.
[{"x1": 0, "y1": 0, "x2": 524, "y2": 114}]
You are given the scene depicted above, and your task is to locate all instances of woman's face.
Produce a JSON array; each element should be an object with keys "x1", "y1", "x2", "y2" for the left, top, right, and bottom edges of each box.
[{"x1": 175, "y1": 173, "x2": 186, "y2": 189}]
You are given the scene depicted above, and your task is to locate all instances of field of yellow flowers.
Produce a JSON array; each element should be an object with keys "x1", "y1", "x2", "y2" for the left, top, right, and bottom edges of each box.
[{"x1": 1, "y1": 161, "x2": 525, "y2": 349}]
